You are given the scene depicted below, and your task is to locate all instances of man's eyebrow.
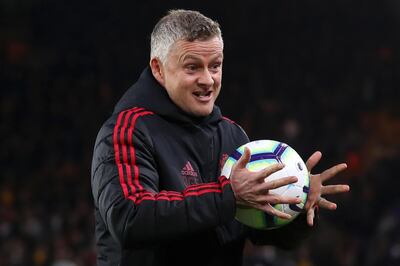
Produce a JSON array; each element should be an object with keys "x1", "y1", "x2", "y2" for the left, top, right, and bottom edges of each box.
[
  {"x1": 181, "y1": 53, "x2": 223, "y2": 62},
  {"x1": 181, "y1": 54, "x2": 201, "y2": 62}
]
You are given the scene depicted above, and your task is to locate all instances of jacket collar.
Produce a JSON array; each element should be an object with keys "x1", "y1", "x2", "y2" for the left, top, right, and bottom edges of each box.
[{"x1": 113, "y1": 67, "x2": 222, "y2": 125}]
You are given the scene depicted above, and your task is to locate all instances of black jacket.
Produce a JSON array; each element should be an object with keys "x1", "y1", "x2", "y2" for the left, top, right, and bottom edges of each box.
[{"x1": 91, "y1": 68, "x2": 313, "y2": 266}]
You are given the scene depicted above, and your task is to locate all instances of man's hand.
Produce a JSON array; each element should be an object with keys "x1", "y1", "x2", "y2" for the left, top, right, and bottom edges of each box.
[
  {"x1": 304, "y1": 151, "x2": 350, "y2": 226},
  {"x1": 230, "y1": 147, "x2": 302, "y2": 220}
]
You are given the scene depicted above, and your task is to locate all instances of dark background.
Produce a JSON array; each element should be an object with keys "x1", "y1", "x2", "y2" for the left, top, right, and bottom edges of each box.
[{"x1": 1, "y1": 1, "x2": 399, "y2": 265}]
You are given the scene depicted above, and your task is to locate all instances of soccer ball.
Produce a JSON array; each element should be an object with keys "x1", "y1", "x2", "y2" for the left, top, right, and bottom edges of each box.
[{"x1": 221, "y1": 140, "x2": 310, "y2": 230}]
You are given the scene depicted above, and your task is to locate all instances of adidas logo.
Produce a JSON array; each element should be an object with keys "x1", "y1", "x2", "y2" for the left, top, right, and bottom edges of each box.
[{"x1": 181, "y1": 161, "x2": 198, "y2": 177}]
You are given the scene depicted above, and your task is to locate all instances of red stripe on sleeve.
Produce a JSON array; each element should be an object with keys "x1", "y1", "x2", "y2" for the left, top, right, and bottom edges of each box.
[
  {"x1": 120, "y1": 110, "x2": 136, "y2": 196},
  {"x1": 128, "y1": 111, "x2": 154, "y2": 193},
  {"x1": 114, "y1": 107, "x2": 149, "y2": 198},
  {"x1": 113, "y1": 110, "x2": 131, "y2": 198}
]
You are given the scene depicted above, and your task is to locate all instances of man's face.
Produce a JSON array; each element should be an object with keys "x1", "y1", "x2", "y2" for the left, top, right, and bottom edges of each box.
[{"x1": 159, "y1": 37, "x2": 223, "y2": 117}]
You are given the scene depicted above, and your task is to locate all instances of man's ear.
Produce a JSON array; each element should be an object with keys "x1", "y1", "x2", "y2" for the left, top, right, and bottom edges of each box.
[{"x1": 150, "y1": 58, "x2": 165, "y2": 87}]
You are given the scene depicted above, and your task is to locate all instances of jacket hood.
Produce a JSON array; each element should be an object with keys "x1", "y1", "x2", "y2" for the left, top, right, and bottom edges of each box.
[{"x1": 113, "y1": 67, "x2": 222, "y2": 125}]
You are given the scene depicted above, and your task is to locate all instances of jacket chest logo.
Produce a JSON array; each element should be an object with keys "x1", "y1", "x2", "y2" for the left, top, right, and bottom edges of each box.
[{"x1": 181, "y1": 161, "x2": 200, "y2": 186}]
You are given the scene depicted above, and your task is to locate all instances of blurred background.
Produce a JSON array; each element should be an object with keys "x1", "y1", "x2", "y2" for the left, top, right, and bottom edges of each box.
[{"x1": 1, "y1": 1, "x2": 399, "y2": 265}]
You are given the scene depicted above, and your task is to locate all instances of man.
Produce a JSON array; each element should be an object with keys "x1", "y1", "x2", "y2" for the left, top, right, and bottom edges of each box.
[{"x1": 91, "y1": 9, "x2": 349, "y2": 266}]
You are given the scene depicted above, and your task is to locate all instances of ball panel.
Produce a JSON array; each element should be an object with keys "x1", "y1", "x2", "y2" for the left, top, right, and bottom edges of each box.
[
  {"x1": 235, "y1": 207, "x2": 266, "y2": 229},
  {"x1": 247, "y1": 159, "x2": 277, "y2": 172}
]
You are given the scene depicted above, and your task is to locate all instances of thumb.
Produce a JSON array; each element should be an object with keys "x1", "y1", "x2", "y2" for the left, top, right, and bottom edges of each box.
[{"x1": 235, "y1": 147, "x2": 251, "y2": 170}]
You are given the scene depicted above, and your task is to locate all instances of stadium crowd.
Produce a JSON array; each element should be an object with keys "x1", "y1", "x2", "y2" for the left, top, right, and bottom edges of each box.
[{"x1": 1, "y1": 1, "x2": 399, "y2": 265}]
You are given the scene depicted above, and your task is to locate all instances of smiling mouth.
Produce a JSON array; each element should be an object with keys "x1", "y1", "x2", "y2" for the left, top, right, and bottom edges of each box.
[{"x1": 193, "y1": 91, "x2": 212, "y2": 98}]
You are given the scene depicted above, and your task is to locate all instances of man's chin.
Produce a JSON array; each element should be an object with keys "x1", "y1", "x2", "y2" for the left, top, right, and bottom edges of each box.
[{"x1": 187, "y1": 107, "x2": 214, "y2": 118}]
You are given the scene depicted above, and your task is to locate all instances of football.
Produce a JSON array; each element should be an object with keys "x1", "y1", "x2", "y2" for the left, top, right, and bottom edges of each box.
[{"x1": 221, "y1": 140, "x2": 310, "y2": 230}]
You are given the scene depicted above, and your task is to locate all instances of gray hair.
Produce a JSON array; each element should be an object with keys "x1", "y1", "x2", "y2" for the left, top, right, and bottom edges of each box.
[{"x1": 150, "y1": 9, "x2": 223, "y2": 64}]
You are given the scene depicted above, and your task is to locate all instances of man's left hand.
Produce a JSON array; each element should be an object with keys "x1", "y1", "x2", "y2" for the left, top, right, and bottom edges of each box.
[{"x1": 304, "y1": 151, "x2": 350, "y2": 226}]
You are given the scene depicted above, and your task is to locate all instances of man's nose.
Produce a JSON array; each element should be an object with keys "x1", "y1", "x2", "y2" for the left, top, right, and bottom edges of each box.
[{"x1": 198, "y1": 68, "x2": 214, "y2": 87}]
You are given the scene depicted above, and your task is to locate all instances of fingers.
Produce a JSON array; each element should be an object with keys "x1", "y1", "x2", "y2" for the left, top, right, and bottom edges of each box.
[
  {"x1": 254, "y1": 163, "x2": 285, "y2": 183},
  {"x1": 261, "y1": 204, "x2": 292, "y2": 220},
  {"x1": 257, "y1": 193, "x2": 302, "y2": 205},
  {"x1": 307, "y1": 207, "x2": 316, "y2": 226},
  {"x1": 321, "y1": 163, "x2": 347, "y2": 182},
  {"x1": 305, "y1": 151, "x2": 322, "y2": 172},
  {"x1": 318, "y1": 197, "x2": 337, "y2": 210},
  {"x1": 321, "y1": 184, "x2": 350, "y2": 195},
  {"x1": 304, "y1": 175, "x2": 320, "y2": 210},
  {"x1": 234, "y1": 147, "x2": 251, "y2": 170},
  {"x1": 304, "y1": 161, "x2": 349, "y2": 210},
  {"x1": 307, "y1": 199, "x2": 337, "y2": 226},
  {"x1": 258, "y1": 175, "x2": 298, "y2": 191}
]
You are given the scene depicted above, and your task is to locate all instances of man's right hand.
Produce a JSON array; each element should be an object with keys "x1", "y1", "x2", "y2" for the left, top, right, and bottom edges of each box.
[{"x1": 229, "y1": 147, "x2": 302, "y2": 220}]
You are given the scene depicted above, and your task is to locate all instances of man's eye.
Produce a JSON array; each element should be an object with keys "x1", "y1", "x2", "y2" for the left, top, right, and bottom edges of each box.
[
  {"x1": 186, "y1": 65, "x2": 197, "y2": 71},
  {"x1": 210, "y1": 63, "x2": 221, "y2": 71}
]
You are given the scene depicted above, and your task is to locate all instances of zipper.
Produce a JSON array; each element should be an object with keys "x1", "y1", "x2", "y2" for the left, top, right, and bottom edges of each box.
[
  {"x1": 197, "y1": 124, "x2": 218, "y2": 182},
  {"x1": 209, "y1": 133, "x2": 219, "y2": 182}
]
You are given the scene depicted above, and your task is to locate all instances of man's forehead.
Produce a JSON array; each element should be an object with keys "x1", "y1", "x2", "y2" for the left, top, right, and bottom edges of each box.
[
  {"x1": 170, "y1": 38, "x2": 224, "y2": 60},
  {"x1": 181, "y1": 52, "x2": 223, "y2": 62}
]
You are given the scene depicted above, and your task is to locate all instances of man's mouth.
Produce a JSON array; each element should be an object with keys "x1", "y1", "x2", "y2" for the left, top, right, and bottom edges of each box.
[
  {"x1": 192, "y1": 90, "x2": 213, "y2": 103},
  {"x1": 193, "y1": 90, "x2": 212, "y2": 97}
]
